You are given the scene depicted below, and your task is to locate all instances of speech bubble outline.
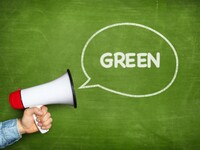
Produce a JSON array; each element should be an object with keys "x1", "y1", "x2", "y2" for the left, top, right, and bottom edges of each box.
[{"x1": 79, "y1": 22, "x2": 179, "y2": 98}]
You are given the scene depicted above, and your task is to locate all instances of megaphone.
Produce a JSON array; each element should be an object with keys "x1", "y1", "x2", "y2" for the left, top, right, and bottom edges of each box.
[{"x1": 9, "y1": 69, "x2": 77, "y2": 134}]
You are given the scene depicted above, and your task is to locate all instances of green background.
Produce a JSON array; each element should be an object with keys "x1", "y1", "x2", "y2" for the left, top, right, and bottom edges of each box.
[{"x1": 0, "y1": 0, "x2": 199, "y2": 149}]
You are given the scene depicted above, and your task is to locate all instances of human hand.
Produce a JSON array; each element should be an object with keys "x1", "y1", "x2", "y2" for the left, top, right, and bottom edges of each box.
[{"x1": 17, "y1": 106, "x2": 52, "y2": 134}]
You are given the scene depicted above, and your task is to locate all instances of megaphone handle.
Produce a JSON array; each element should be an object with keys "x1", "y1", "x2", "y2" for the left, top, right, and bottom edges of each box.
[{"x1": 32, "y1": 105, "x2": 49, "y2": 134}]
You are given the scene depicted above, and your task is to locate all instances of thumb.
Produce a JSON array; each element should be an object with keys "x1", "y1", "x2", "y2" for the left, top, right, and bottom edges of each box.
[{"x1": 24, "y1": 107, "x2": 43, "y2": 116}]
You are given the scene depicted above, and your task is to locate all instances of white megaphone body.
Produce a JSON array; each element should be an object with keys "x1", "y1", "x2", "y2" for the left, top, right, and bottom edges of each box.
[{"x1": 9, "y1": 69, "x2": 77, "y2": 134}]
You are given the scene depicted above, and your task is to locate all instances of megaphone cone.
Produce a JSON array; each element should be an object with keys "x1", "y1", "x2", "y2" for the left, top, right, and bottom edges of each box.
[{"x1": 9, "y1": 69, "x2": 77, "y2": 109}]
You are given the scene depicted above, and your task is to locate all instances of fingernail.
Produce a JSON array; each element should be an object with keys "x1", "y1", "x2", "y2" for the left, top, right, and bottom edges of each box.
[{"x1": 38, "y1": 123, "x2": 42, "y2": 127}]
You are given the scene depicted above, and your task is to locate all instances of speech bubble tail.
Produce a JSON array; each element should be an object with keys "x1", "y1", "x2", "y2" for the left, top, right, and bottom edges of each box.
[
  {"x1": 79, "y1": 79, "x2": 90, "y2": 89},
  {"x1": 79, "y1": 79, "x2": 98, "y2": 89},
  {"x1": 78, "y1": 85, "x2": 85, "y2": 89}
]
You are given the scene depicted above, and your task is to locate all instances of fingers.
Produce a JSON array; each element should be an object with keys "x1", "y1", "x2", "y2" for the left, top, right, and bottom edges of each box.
[
  {"x1": 37, "y1": 117, "x2": 53, "y2": 130},
  {"x1": 36, "y1": 106, "x2": 53, "y2": 130},
  {"x1": 41, "y1": 124, "x2": 52, "y2": 130},
  {"x1": 41, "y1": 106, "x2": 48, "y2": 116},
  {"x1": 36, "y1": 106, "x2": 48, "y2": 122},
  {"x1": 41, "y1": 117, "x2": 53, "y2": 130}
]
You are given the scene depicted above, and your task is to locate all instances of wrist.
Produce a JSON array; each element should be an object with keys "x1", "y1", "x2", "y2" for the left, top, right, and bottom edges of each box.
[{"x1": 17, "y1": 119, "x2": 26, "y2": 134}]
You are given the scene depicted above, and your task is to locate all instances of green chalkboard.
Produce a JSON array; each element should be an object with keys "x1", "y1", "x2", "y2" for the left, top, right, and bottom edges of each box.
[{"x1": 0, "y1": 0, "x2": 200, "y2": 149}]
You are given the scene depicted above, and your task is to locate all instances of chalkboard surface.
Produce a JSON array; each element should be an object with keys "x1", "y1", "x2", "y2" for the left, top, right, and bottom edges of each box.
[{"x1": 0, "y1": 0, "x2": 199, "y2": 149}]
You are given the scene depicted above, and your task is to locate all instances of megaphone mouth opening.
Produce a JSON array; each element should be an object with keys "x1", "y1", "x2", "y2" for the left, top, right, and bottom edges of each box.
[{"x1": 67, "y1": 69, "x2": 77, "y2": 108}]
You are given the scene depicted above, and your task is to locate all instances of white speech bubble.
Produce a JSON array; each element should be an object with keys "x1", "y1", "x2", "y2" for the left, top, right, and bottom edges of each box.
[{"x1": 79, "y1": 22, "x2": 179, "y2": 98}]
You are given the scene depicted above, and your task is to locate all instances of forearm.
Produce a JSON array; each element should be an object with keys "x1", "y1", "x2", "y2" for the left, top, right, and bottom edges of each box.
[{"x1": 0, "y1": 119, "x2": 22, "y2": 148}]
